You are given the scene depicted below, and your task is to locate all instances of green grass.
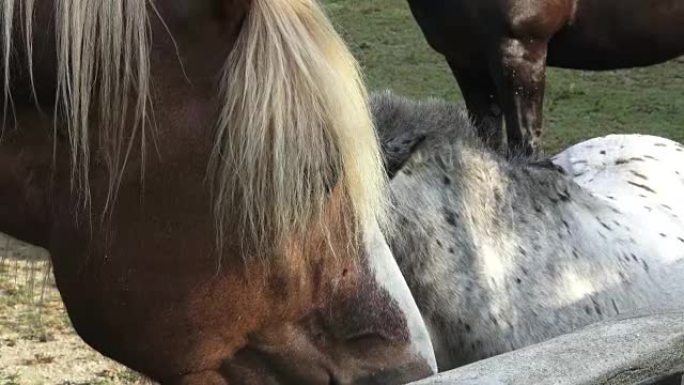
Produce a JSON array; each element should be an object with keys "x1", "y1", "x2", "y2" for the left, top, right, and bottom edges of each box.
[{"x1": 323, "y1": 0, "x2": 684, "y2": 153}]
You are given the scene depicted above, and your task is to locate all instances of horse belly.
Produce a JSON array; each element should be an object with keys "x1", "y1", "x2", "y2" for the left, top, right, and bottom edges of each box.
[{"x1": 547, "y1": 0, "x2": 684, "y2": 69}]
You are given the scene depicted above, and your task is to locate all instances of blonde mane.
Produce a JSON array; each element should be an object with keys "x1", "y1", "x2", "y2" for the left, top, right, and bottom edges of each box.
[
  {"x1": 2, "y1": 0, "x2": 386, "y2": 258},
  {"x1": 3, "y1": 0, "x2": 151, "y2": 210}
]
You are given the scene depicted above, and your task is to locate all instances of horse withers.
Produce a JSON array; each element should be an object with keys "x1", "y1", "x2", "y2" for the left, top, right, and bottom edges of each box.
[
  {"x1": 407, "y1": 0, "x2": 684, "y2": 154},
  {"x1": 0, "y1": 1, "x2": 436, "y2": 384}
]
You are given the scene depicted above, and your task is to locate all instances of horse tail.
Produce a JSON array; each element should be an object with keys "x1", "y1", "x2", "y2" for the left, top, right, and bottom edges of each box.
[{"x1": 210, "y1": 0, "x2": 387, "y2": 257}]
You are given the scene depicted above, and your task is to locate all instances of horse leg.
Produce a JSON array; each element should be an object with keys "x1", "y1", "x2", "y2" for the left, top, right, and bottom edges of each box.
[
  {"x1": 448, "y1": 60, "x2": 504, "y2": 152},
  {"x1": 490, "y1": 38, "x2": 548, "y2": 156}
]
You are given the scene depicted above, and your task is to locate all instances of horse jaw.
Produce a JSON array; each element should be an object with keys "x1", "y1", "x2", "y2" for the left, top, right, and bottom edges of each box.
[{"x1": 364, "y1": 221, "x2": 438, "y2": 374}]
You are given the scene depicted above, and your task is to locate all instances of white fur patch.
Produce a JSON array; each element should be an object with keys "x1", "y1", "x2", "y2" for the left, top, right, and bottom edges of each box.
[
  {"x1": 365, "y1": 222, "x2": 438, "y2": 373},
  {"x1": 553, "y1": 134, "x2": 684, "y2": 304}
]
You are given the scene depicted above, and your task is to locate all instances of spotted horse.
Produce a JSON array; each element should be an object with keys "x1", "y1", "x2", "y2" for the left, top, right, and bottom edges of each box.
[{"x1": 374, "y1": 91, "x2": 684, "y2": 371}]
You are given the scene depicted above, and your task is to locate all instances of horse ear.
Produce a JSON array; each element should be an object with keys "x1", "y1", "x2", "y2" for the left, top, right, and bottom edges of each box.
[{"x1": 382, "y1": 133, "x2": 426, "y2": 179}]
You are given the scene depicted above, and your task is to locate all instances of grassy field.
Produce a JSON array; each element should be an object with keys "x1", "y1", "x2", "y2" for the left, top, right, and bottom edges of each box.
[
  {"x1": 0, "y1": 1, "x2": 682, "y2": 384},
  {"x1": 324, "y1": 0, "x2": 684, "y2": 153}
]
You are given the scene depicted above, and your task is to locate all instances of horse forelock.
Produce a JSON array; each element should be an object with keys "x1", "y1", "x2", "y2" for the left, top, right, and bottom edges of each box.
[
  {"x1": 2, "y1": 0, "x2": 386, "y2": 261},
  {"x1": 209, "y1": 0, "x2": 387, "y2": 259},
  {"x1": 2, "y1": 0, "x2": 151, "y2": 211}
]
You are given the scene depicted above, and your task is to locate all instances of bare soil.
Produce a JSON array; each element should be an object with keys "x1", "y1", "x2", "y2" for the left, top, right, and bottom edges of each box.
[{"x1": 0, "y1": 236, "x2": 148, "y2": 385}]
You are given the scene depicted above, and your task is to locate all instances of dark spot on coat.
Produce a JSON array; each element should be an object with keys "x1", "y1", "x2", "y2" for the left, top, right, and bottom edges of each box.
[
  {"x1": 597, "y1": 219, "x2": 611, "y2": 231},
  {"x1": 654, "y1": 143, "x2": 667, "y2": 147},
  {"x1": 448, "y1": 247, "x2": 455, "y2": 254},
  {"x1": 611, "y1": 299, "x2": 620, "y2": 314},
  {"x1": 629, "y1": 170, "x2": 648, "y2": 180},
  {"x1": 518, "y1": 246, "x2": 527, "y2": 256},
  {"x1": 584, "y1": 305, "x2": 592, "y2": 314},
  {"x1": 629, "y1": 157, "x2": 645, "y2": 162},
  {"x1": 464, "y1": 324, "x2": 471, "y2": 332},
  {"x1": 591, "y1": 299, "x2": 602, "y2": 316},
  {"x1": 443, "y1": 176, "x2": 452, "y2": 185},
  {"x1": 615, "y1": 159, "x2": 629, "y2": 165},
  {"x1": 628, "y1": 181, "x2": 656, "y2": 194},
  {"x1": 599, "y1": 150, "x2": 606, "y2": 155},
  {"x1": 436, "y1": 239, "x2": 443, "y2": 247},
  {"x1": 642, "y1": 260, "x2": 650, "y2": 272},
  {"x1": 630, "y1": 253, "x2": 638, "y2": 262},
  {"x1": 572, "y1": 249, "x2": 580, "y2": 259},
  {"x1": 661, "y1": 204, "x2": 673, "y2": 211},
  {"x1": 445, "y1": 211, "x2": 457, "y2": 227},
  {"x1": 644, "y1": 155, "x2": 657, "y2": 160},
  {"x1": 677, "y1": 237, "x2": 684, "y2": 244},
  {"x1": 660, "y1": 233, "x2": 667, "y2": 238}
]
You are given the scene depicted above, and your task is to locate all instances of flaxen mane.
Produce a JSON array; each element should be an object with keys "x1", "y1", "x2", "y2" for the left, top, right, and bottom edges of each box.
[
  {"x1": 1, "y1": 0, "x2": 386, "y2": 258},
  {"x1": 210, "y1": 0, "x2": 386, "y2": 255}
]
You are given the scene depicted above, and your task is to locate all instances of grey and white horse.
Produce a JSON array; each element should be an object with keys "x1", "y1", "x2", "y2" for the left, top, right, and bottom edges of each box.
[{"x1": 373, "y1": 92, "x2": 684, "y2": 371}]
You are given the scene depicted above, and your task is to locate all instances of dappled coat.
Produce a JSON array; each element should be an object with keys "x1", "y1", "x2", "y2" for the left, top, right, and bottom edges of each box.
[{"x1": 372, "y1": 92, "x2": 684, "y2": 370}]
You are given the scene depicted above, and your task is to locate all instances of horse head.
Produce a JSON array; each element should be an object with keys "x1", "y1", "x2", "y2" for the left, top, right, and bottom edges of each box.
[{"x1": 0, "y1": 1, "x2": 436, "y2": 383}]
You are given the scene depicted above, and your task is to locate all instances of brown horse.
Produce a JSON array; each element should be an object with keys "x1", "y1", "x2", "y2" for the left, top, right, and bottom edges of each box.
[
  {"x1": 0, "y1": 0, "x2": 437, "y2": 384},
  {"x1": 407, "y1": 0, "x2": 684, "y2": 154}
]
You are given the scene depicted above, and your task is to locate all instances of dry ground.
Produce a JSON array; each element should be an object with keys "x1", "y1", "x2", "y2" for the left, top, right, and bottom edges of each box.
[{"x1": 0, "y1": 236, "x2": 147, "y2": 385}]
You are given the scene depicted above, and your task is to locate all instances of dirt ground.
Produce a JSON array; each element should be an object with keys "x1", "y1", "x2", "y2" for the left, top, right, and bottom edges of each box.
[{"x1": 0, "y1": 235, "x2": 148, "y2": 385}]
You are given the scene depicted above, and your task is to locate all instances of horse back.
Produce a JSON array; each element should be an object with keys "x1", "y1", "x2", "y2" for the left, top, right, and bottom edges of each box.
[
  {"x1": 552, "y1": 134, "x2": 684, "y2": 296},
  {"x1": 549, "y1": 0, "x2": 684, "y2": 69},
  {"x1": 552, "y1": 134, "x2": 684, "y2": 216}
]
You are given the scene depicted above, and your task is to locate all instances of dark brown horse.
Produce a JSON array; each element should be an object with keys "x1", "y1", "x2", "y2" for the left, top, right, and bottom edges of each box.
[
  {"x1": 407, "y1": 0, "x2": 684, "y2": 154},
  {"x1": 0, "y1": 0, "x2": 436, "y2": 384}
]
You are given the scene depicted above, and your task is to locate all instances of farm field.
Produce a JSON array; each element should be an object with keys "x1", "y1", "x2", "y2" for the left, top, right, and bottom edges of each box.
[
  {"x1": 326, "y1": 0, "x2": 683, "y2": 153},
  {"x1": 1, "y1": 0, "x2": 682, "y2": 384}
]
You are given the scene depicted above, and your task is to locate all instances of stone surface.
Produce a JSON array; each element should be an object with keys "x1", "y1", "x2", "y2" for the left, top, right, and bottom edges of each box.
[{"x1": 410, "y1": 311, "x2": 684, "y2": 385}]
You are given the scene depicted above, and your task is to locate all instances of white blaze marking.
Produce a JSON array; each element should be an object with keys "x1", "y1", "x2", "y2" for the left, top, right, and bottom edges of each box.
[{"x1": 365, "y1": 221, "x2": 438, "y2": 373}]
